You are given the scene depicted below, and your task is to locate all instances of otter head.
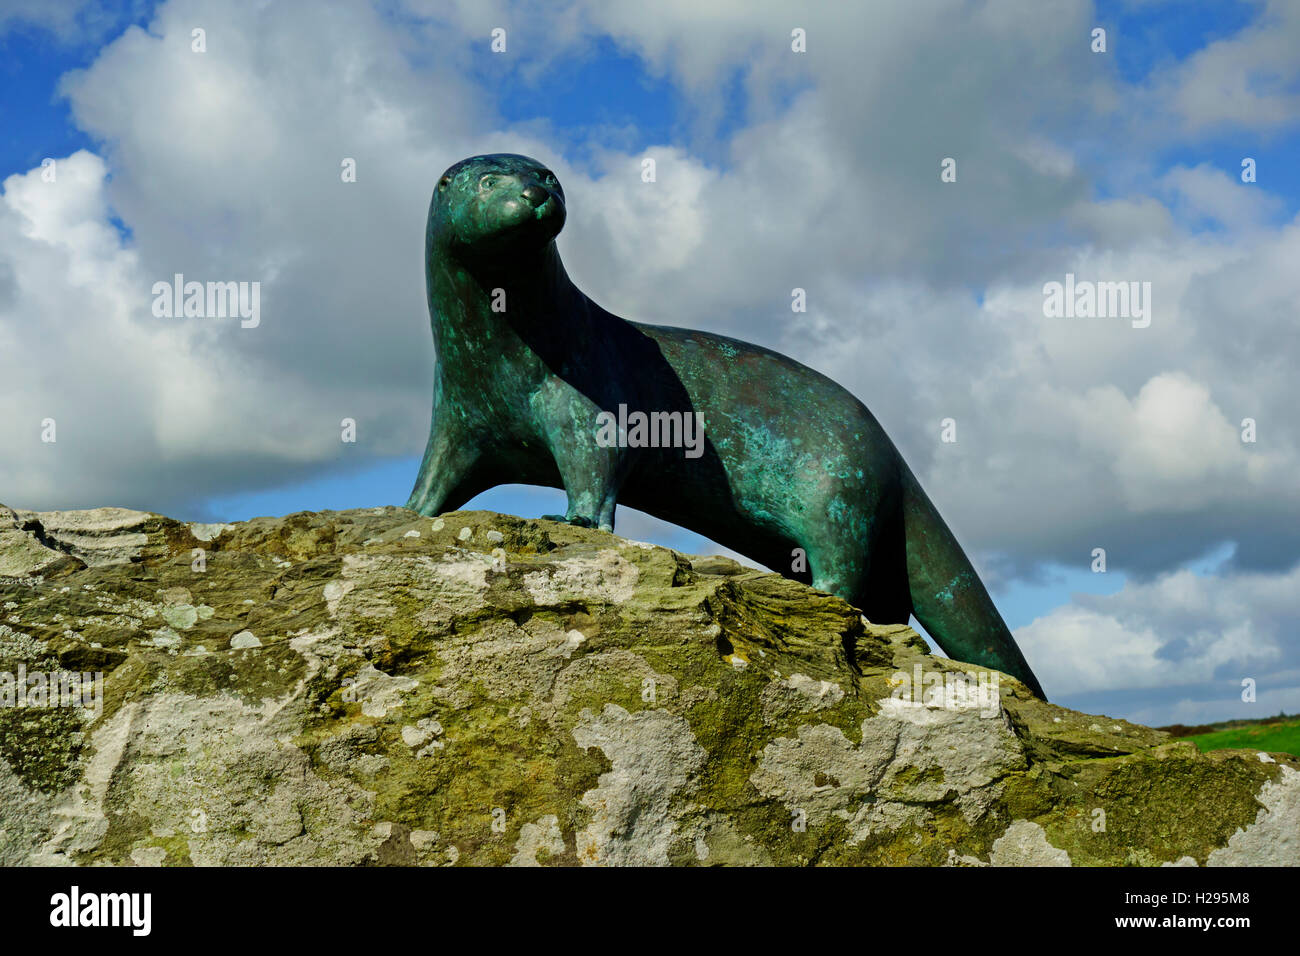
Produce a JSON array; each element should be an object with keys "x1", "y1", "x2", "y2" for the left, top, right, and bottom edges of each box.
[{"x1": 427, "y1": 153, "x2": 566, "y2": 262}]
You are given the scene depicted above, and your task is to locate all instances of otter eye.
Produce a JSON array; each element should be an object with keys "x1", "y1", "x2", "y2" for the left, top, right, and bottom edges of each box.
[{"x1": 479, "y1": 174, "x2": 498, "y2": 191}]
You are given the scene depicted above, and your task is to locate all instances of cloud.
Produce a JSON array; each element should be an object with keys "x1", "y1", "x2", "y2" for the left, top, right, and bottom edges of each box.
[
  {"x1": 1016, "y1": 560, "x2": 1300, "y2": 723},
  {"x1": 0, "y1": 0, "x2": 143, "y2": 44},
  {"x1": 1074, "y1": 372, "x2": 1247, "y2": 512},
  {"x1": 1146, "y1": 0, "x2": 1300, "y2": 134},
  {"x1": 1, "y1": 0, "x2": 501, "y2": 512},
  {"x1": 3, "y1": 1, "x2": 1295, "y2": 553},
  {"x1": 1158, "y1": 163, "x2": 1286, "y2": 232}
]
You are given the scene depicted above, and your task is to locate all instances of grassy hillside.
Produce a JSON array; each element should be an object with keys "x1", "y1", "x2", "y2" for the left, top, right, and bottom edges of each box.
[{"x1": 1159, "y1": 714, "x2": 1300, "y2": 758}]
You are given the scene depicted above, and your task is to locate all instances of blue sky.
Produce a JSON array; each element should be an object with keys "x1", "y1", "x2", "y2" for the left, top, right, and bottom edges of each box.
[{"x1": 2, "y1": 0, "x2": 1298, "y2": 724}]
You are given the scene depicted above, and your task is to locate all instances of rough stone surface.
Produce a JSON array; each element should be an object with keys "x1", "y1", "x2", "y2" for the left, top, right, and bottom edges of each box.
[{"x1": 0, "y1": 505, "x2": 1295, "y2": 866}]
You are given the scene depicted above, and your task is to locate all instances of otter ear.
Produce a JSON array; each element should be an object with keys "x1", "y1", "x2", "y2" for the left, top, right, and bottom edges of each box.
[{"x1": 438, "y1": 174, "x2": 452, "y2": 190}]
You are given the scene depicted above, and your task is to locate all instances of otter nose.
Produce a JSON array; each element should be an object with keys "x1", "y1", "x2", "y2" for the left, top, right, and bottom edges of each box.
[{"x1": 521, "y1": 184, "x2": 550, "y2": 208}]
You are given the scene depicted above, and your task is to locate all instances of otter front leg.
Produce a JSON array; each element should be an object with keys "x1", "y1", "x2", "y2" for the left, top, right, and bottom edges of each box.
[
  {"x1": 533, "y1": 384, "x2": 627, "y2": 532},
  {"x1": 405, "y1": 415, "x2": 481, "y2": 516},
  {"x1": 542, "y1": 445, "x2": 624, "y2": 530}
]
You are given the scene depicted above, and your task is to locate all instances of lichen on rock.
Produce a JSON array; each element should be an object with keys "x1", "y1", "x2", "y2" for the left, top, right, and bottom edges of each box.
[{"x1": 0, "y1": 505, "x2": 1294, "y2": 866}]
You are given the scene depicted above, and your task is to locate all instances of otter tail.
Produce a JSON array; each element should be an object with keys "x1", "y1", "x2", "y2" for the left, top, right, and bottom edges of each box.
[{"x1": 901, "y1": 467, "x2": 1046, "y2": 699}]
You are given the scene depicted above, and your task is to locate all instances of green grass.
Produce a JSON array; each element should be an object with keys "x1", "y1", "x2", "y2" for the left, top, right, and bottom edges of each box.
[{"x1": 1183, "y1": 719, "x2": 1300, "y2": 758}]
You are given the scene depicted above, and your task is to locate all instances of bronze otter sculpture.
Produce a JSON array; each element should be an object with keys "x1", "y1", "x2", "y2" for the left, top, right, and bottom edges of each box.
[{"x1": 407, "y1": 153, "x2": 1046, "y2": 699}]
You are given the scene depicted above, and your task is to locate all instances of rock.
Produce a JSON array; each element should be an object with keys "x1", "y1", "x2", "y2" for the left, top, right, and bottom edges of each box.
[
  {"x1": 0, "y1": 505, "x2": 1295, "y2": 866},
  {"x1": 3, "y1": 506, "x2": 159, "y2": 568},
  {"x1": 0, "y1": 505, "x2": 85, "y2": 579},
  {"x1": 229, "y1": 630, "x2": 261, "y2": 649}
]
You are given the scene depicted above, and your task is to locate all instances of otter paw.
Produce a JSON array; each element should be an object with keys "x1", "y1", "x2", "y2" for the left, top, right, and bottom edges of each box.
[{"x1": 541, "y1": 514, "x2": 596, "y2": 528}]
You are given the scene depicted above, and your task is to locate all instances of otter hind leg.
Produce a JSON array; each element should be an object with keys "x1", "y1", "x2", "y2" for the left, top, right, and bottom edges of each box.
[
  {"x1": 855, "y1": 518, "x2": 913, "y2": 625},
  {"x1": 805, "y1": 538, "x2": 869, "y2": 608},
  {"x1": 803, "y1": 506, "x2": 912, "y2": 625}
]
